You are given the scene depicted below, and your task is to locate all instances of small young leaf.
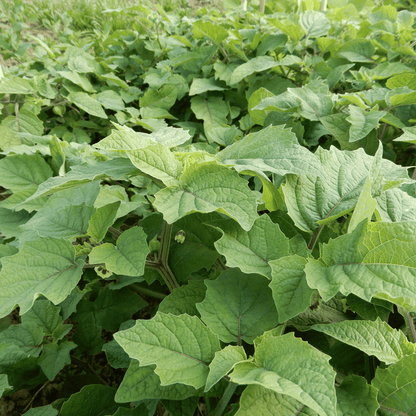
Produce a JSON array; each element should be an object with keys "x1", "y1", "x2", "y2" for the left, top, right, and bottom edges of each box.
[{"x1": 89, "y1": 226, "x2": 150, "y2": 277}]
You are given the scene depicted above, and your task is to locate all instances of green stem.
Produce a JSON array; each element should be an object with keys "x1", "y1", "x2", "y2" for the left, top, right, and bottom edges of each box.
[
  {"x1": 210, "y1": 382, "x2": 238, "y2": 416},
  {"x1": 406, "y1": 312, "x2": 416, "y2": 343},
  {"x1": 308, "y1": 225, "x2": 324, "y2": 251},
  {"x1": 131, "y1": 284, "x2": 167, "y2": 299},
  {"x1": 145, "y1": 221, "x2": 180, "y2": 293}
]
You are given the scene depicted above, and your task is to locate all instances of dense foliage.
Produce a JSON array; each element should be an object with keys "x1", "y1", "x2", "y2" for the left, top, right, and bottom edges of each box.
[{"x1": 1, "y1": 0, "x2": 416, "y2": 415}]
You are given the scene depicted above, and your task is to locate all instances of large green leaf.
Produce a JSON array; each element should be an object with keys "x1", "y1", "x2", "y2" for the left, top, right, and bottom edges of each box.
[
  {"x1": 58, "y1": 71, "x2": 96, "y2": 93},
  {"x1": 38, "y1": 341, "x2": 77, "y2": 380},
  {"x1": 193, "y1": 20, "x2": 228, "y2": 44},
  {"x1": 393, "y1": 125, "x2": 416, "y2": 144},
  {"x1": 287, "y1": 87, "x2": 333, "y2": 121},
  {"x1": 346, "y1": 105, "x2": 386, "y2": 142},
  {"x1": 230, "y1": 56, "x2": 279, "y2": 84},
  {"x1": 115, "y1": 360, "x2": 201, "y2": 402},
  {"x1": 89, "y1": 226, "x2": 149, "y2": 277},
  {"x1": 0, "y1": 153, "x2": 53, "y2": 193},
  {"x1": 372, "y1": 354, "x2": 416, "y2": 416},
  {"x1": 68, "y1": 92, "x2": 108, "y2": 118},
  {"x1": 213, "y1": 215, "x2": 290, "y2": 279},
  {"x1": 126, "y1": 143, "x2": 182, "y2": 186},
  {"x1": 306, "y1": 220, "x2": 416, "y2": 311},
  {"x1": 0, "y1": 76, "x2": 35, "y2": 94},
  {"x1": 236, "y1": 385, "x2": 319, "y2": 416},
  {"x1": 312, "y1": 318, "x2": 415, "y2": 365},
  {"x1": 139, "y1": 85, "x2": 177, "y2": 110},
  {"x1": 270, "y1": 255, "x2": 315, "y2": 322},
  {"x1": 0, "y1": 321, "x2": 43, "y2": 356},
  {"x1": 230, "y1": 333, "x2": 337, "y2": 416},
  {"x1": 299, "y1": 11, "x2": 331, "y2": 38},
  {"x1": 153, "y1": 162, "x2": 258, "y2": 231},
  {"x1": 197, "y1": 269, "x2": 278, "y2": 344},
  {"x1": 376, "y1": 187, "x2": 416, "y2": 222},
  {"x1": 88, "y1": 201, "x2": 121, "y2": 243},
  {"x1": 282, "y1": 146, "x2": 401, "y2": 232},
  {"x1": 114, "y1": 312, "x2": 221, "y2": 389},
  {"x1": 218, "y1": 125, "x2": 324, "y2": 178},
  {"x1": 335, "y1": 375, "x2": 379, "y2": 416},
  {"x1": 60, "y1": 385, "x2": 121, "y2": 416},
  {"x1": 0, "y1": 236, "x2": 84, "y2": 317},
  {"x1": 17, "y1": 158, "x2": 137, "y2": 205}
]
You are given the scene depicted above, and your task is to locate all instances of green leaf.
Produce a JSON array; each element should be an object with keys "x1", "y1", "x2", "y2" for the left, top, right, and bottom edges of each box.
[
  {"x1": 22, "y1": 405, "x2": 58, "y2": 416},
  {"x1": 96, "y1": 90, "x2": 125, "y2": 111},
  {"x1": 0, "y1": 321, "x2": 43, "y2": 356},
  {"x1": 73, "y1": 312, "x2": 104, "y2": 355},
  {"x1": 0, "y1": 76, "x2": 35, "y2": 94},
  {"x1": 115, "y1": 360, "x2": 200, "y2": 402},
  {"x1": 22, "y1": 299, "x2": 70, "y2": 338},
  {"x1": 347, "y1": 105, "x2": 385, "y2": 142},
  {"x1": 230, "y1": 57, "x2": 278, "y2": 84},
  {"x1": 18, "y1": 158, "x2": 137, "y2": 205},
  {"x1": 335, "y1": 375, "x2": 379, "y2": 416},
  {"x1": 2, "y1": 108, "x2": 43, "y2": 136},
  {"x1": 287, "y1": 87, "x2": 333, "y2": 121},
  {"x1": 158, "y1": 280, "x2": 207, "y2": 316},
  {"x1": 139, "y1": 85, "x2": 177, "y2": 110},
  {"x1": 312, "y1": 318, "x2": 415, "y2": 364},
  {"x1": 60, "y1": 385, "x2": 121, "y2": 416},
  {"x1": 94, "y1": 287, "x2": 148, "y2": 332},
  {"x1": 190, "y1": 95, "x2": 228, "y2": 137},
  {"x1": 376, "y1": 187, "x2": 416, "y2": 222},
  {"x1": 0, "y1": 374, "x2": 10, "y2": 397},
  {"x1": 230, "y1": 333, "x2": 337, "y2": 416},
  {"x1": 88, "y1": 201, "x2": 121, "y2": 243},
  {"x1": 0, "y1": 207, "x2": 31, "y2": 239},
  {"x1": 371, "y1": 62, "x2": 413, "y2": 80},
  {"x1": 20, "y1": 202, "x2": 96, "y2": 240},
  {"x1": 218, "y1": 125, "x2": 324, "y2": 178},
  {"x1": 282, "y1": 146, "x2": 393, "y2": 232},
  {"x1": 189, "y1": 78, "x2": 227, "y2": 95},
  {"x1": 38, "y1": 341, "x2": 77, "y2": 380},
  {"x1": 0, "y1": 153, "x2": 53, "y2": 193},
  {"x1": 161, "y1": 398, "x2": 198, "y2": 416},
  {"x1": 394, "y1": 125, "x2": 416, "y2": 144},
  {"x1": 153, "y1": 162, "x2": 258, "y2": 231},
  {"x1": 347, "y1": 177, "x2": 376, "y2": 233},
  {"x1": 89, "y1": 226, "x2": 149, "y2": 277},
  {"x1": 305, "y1": 220, "x2": 416, "y2": 311},
  {"x1": 372, "y1": 354, "x2": 416, "y2": 416},
  {"x1": 247, "y1": 87, "x2": 276, "y2": 126},
  {"x1": 270, "y1": 255, "x2": 315, "y2": 322},
  {"x1": 193, "y1": 20, "x2": 228, "y2": 44},
  {"x1": 126, "y1": 143, "x2": 182, "y2": 186},
  {"x1": 0, "y1": 237, "x2": 84, "y2": 318},
  {"x1": 68, "y1": 92, "x2": 108, "y2": 118},
  {"x1": 114, "y1": 312, "x2": 221, "y2": 389},
  {"x1": 338, "y1": 39, "x2": 375, "y2": 63},
  {"x1": 213, "y1": 215, "x2": 290, "y2": 279},
  {"x1": 58, "y1": 71, "x2": 96, "y2": 93},
  {"x1": 299, "y1": 11, "x2": 331, "y2": 38},
  {"x1": 197, "y1": 269, "x2": 278, "y2": 344},
  {"x1": 206, "y1": 345, "x2": 247, "y2": 392},
  {"x1": 236, "y1": 384, "x2": 319, "y2": 416}
]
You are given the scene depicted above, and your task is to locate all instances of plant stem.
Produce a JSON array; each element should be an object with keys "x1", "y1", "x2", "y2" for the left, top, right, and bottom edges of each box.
[
  {"x1": 406, "y1": 312, "x2": 416, "y2": 343},
  {"x1": 308, "y1": 225, "x2": 323, "y2": 251},
  {"x1": 131, "y1": 283, "x2": 167, "y2": 299},
  {"x1": 145, "y1": 221, "x2": 180, "y2": 292},
  {"x1": 210, "y1": 382, "x2": 238, "y2": 416}
]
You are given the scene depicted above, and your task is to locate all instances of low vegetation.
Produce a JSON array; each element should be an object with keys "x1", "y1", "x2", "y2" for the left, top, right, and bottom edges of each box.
[{"x1": 1, "y1": 0, "x2": 416, "y2": 415}]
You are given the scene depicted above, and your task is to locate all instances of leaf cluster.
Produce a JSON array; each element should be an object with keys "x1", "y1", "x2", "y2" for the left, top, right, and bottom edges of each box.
[{"x1": 1, "y1": 0, "x2": 416, "y2": 415}]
